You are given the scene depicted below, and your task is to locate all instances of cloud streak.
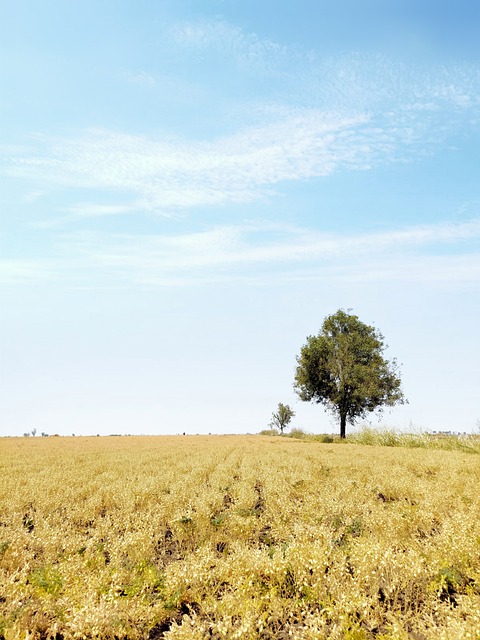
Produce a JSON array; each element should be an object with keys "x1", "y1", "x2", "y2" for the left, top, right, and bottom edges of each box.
[
  {"x1": 5, "y1": 112, "x2": 372, "y2": 212},
  {"x1": 4, "y1": 97, "x2": 473, "y2": 219},
  {"x1": 3, "y1": 18, "x2": 480, "y2": 221},
  {"x1": 3, "y1": 218, "x2": 479, "y2": 287},
  {"x1": 2, "y1": 19, "x2": 480, "y2": 291},
  {"x1": 76, "y1": 217, "x2": 480, "y2": 271},
  {"x1": 172, "y1": 19, "x2": 292, "y2": 75}
]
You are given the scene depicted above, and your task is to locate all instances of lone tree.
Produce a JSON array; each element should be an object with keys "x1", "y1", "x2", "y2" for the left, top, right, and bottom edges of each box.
[
  {"x1": 294, "y1": 309, "x2": 405, "y2": 438},
  {"x1": 269, "y1": 403, "x2": 295, "y2": 434}
]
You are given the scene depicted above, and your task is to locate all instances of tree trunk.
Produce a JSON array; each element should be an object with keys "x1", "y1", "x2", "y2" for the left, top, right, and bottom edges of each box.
[{"x1": 340, "y1": 413, "x2": 346, "y2": 439}]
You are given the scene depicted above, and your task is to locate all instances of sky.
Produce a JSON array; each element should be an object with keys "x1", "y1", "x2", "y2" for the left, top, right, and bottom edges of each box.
[{"x1": 1, "y1": 0, "x2": 480, "y2": 436}]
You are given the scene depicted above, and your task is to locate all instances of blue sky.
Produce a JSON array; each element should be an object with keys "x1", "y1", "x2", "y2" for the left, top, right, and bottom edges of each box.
[{"x1": 1, "y1": 0, "x2": 480, "y2": 436}]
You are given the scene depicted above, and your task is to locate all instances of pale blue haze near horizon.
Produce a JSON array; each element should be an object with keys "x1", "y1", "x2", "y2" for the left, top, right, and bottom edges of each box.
[{"x1": 1, "y1": 0, "x2": 479, "y2": 436}]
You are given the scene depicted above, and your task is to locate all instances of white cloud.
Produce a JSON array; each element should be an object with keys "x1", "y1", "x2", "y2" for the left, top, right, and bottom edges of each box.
[
  {"x1": 122, "y1": 71, "x2": 156, "y2": 88},
  {"x1": 172, "y1": 19, "x2": 291, "y2": 74},
  {"x1": 4, "y1": 56, "x2": 479, "y2": 220},
  {"x1": 3, "y1": 20, "x2": 480, "y2": 296},
  {"x1": 78, "y1": 217, "x2": 480, "y2": 272},
  {"x1": 1, "y1": 113, "x2": 359, "y2": 210},
  {"x1": 38, "y1": 202, "x2": 143, "y2": 227},
  {"x1": 3, "y1": 21, "x2": 480, "y2": 221},
  {"x1": 2, "y1": 209, "x2": 480, "y2": 293},
  {"x1": 2, "y1": 109, "x2": 433, "y2": 215},
  {"x1": 4, "y1": 217, "x2": 477, "y2": 287},
  {"x1": 173, "y1": 20, "x2": 480, "y2": 113},
  {"x1": 0, "y1": 260, "x2": 55, "y2": 284}
]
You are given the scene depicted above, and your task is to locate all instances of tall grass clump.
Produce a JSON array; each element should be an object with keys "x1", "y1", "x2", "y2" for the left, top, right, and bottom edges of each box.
[
  {"x1": 349, "y1": 425, "x2": 480, "y2": 454},
  {"x1": 280, "y1": 428, "x2": 334, "y2": 443}
]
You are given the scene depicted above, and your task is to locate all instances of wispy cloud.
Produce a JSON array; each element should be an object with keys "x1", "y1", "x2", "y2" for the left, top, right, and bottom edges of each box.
[
  {"x1": 172, "y1": 19, "x2": 480, "y2": 113},
  {"x1": 2, "y1": 18, "x2": 480, "y2": 291},
  {"x1": 4, "y1": 218, "x2": 479, "y2": 287},
  {"x1": 2, "y1": 17, "x2": 479, "y2": 222},
  {"x1": 122, "y1": 70, "x2": 156, "y2": 88},
  {"x1": 31, "y1": 202, "x2": 144, "y2": 228},
  {"x1": 172, "y1": 19, "x2": 292, "y2": 74},
  {"x1": 0, "y1": 259, "x2": 55, "y2": 284},
  {"x1": 3, "y1": 113, "x2": 373, "y2": 213},
  {"x1": 4, "y1": 97, "x2": 469, "y2": 219},
  {"x1": 75, "y1": 218, "x2": 480, "y2": 272},
  {"x1": 4, "y1": 44, "x2": 479, "y2": 222}
]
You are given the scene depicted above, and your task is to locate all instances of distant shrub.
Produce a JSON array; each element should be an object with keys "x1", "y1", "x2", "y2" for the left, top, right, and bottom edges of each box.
[
  {"x1": 258, "y1": 429, "x2": 279, "y2": 436},
  {"x1": 286, "y1": 428, "x2": 308, "y2": 440},
  {"x1": 280, "y1": 430, "x2": 335, "y2": 443},
  {"x1": 312, "y1": 434, "x2": 334, "y2": 443}
]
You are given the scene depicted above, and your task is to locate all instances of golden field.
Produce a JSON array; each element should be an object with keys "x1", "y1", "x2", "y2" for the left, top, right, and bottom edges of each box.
[{"x1": 1, "y1": 435, "x2": 479, "y2": 639}]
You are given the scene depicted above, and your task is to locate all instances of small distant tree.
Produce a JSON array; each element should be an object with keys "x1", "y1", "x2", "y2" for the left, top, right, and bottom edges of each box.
[
  {"x1": 294, "y1": 309, "x2": 405, "y2": 438},
  {"x1": 31, "y1": 428, "x2": 37, "y2": 437},
  {"x1": 269, "y1": 403, "x2": 295, "y2": 434}
]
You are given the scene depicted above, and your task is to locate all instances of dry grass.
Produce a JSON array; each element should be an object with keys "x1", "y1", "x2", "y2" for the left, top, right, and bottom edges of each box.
[
  {"x1": 1, "y1": 435, "x2": 479, "y2": 639},
  {"x1": 275, "y1": 426, "x2": 480, "y2": 454}
]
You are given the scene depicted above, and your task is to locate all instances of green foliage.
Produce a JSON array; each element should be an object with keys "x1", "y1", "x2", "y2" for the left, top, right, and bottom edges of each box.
[
  {"x1": 312, "y1": 434, "x2": 334, "y2": 443},
  {"x1": 28, "y1": 566, "x2": 63, "y2": 596},
  {"x1": 286, "y1": 427, "x2": 308, "y2": 439},
  {"x1": 294, "y1": 309, "x2": 405, "y2": 438},
  {"x1": 269, "y1": 403, "x2": 295, "y2": 434},
  {"x1": 0, "y1": 541, "x2": 11, "y2": 555}
]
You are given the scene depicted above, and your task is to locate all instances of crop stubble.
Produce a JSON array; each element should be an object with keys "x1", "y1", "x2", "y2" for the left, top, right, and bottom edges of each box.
[{"x1": 0, "y1": 435, "x2": 479, "y2": 639}]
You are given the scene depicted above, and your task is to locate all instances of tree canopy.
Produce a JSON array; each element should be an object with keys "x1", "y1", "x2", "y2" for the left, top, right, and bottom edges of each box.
[
  {"x1": 294, "y1": 309, "x2": 405, "y2": 438},
  {"x1": 269, "y1": 403, "x2": 295, "y2": 433}
]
